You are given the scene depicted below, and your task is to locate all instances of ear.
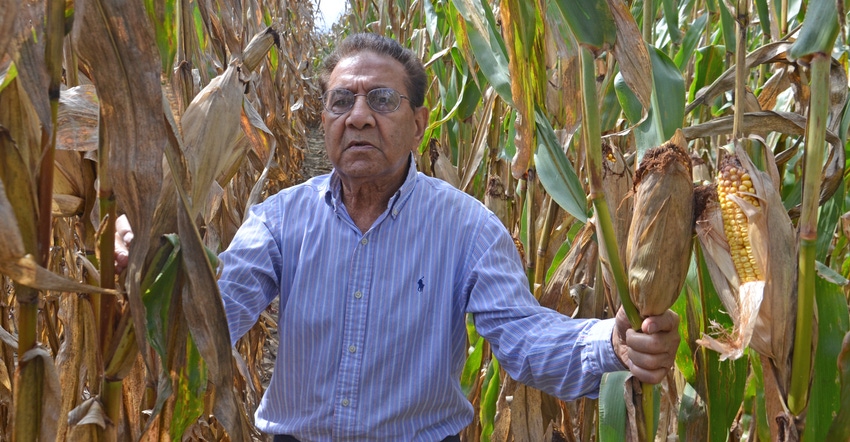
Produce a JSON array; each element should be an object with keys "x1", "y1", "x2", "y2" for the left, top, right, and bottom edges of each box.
[{"x1": 411, "y1": 105, "x2": 429, "y2": 145}]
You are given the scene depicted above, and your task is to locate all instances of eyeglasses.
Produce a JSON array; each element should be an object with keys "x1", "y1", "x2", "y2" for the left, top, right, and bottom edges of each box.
[{"x1": 321, "y1": 88, "x2": 411, "y2": 114}]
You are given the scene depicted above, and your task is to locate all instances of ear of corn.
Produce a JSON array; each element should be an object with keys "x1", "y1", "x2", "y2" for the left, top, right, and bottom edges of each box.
[
  {"x1": 717, "y1": 158, "x2": 762, "y2": 283},
  {"x1": 627, "y1": 129, "x2": 694, "y2": 317},
  {"x1": 696, "y1": 145, "x2": 797, "y2": 370}
]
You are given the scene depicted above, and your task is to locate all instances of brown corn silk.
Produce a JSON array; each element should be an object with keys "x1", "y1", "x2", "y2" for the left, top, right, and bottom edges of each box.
[{"x1": 627, "y1": 129, "x2": 694, "y2": 317}]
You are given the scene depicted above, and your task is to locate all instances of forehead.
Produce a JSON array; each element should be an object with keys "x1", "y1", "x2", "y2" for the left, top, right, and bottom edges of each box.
[{"x1": 327, "y1": 51, "x2": 408, "y2": 92}]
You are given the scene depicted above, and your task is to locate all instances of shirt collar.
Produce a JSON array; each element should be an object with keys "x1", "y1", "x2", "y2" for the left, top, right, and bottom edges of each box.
[{"x1": 323, "y1": 153, "x2": 418, "y2": 220}]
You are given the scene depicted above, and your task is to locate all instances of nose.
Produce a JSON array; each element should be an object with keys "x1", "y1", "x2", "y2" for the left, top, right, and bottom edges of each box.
[{"x1": 345, "y1": 95, "x2": 376, "y2": 129}]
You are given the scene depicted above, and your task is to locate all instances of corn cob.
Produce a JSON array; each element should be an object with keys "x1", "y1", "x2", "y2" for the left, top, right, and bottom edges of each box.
[
  {"x1": 696, "y1": 146, "x2": 797, "y2": 367},
  {"x1": 627, "y1": 129, "x2": 694, "y2": 317},
  {"x1": 716, "y1": 157, "x2": 762, "y2": 283}
]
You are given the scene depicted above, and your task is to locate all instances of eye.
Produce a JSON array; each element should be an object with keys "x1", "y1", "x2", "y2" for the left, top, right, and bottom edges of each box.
[
  {"x1": 369, "y1": 88, "x2": 399, "y2": 111},
  {"x1": 326, "y1": 90, "x2": 355, "y2": 112}
]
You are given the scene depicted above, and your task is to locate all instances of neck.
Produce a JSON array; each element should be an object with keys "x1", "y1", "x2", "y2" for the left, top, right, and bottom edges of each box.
[{"x1": 340, "y1": 167, "x2": 408, "y2": 233}]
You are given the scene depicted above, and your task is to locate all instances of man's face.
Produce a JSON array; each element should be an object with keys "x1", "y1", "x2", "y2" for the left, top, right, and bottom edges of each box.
[{"x1": 322, "y1": 51, "x2": 428, "y2": 189}]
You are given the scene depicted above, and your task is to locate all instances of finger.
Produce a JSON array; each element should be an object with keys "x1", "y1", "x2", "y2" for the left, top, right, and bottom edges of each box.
[
  {"x1": 628, "y1": 363, "x2": 669, "y2": 385},
  {"x1": 625, "y1": 328, "x2": 679, "y2": 356},
  {"x1": 626, "y1": 344, "x2": 675, "y2": 371},
  {"x1": 641, "y1": 310, "x2": 680, "y2": 334}
]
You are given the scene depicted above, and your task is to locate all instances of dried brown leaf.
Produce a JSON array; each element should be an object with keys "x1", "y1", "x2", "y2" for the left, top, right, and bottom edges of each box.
[
  {"x1": 182, "y1": 63, "x2": 244, "y2": 218},
  {"x1": 0, "y1": 0, "x2": 18, "y2": 59},
  {"x1": 757, "y1": 67, "x2": 791, "y2": 111},
  {"x1": 509, "y1": 384, "x2": 546, "y2": 442},
  {"x1": 686, "y1": 42, "x2": 793, "y2": 114},
  {"x1": 56, "y1": 293, "x2": 99, "y2": 441},
  {"x1": 72, "y1": 0, "x2": 169, "y2": 376},
  {"x1": 178, "y1": 202, "x2": 249, "y2": 442},
  {"x1": 68, "y1": 397, "x2": 109, "y2": 429},
  {"x1": 57, "y1": 85, "x2": 99, "y2": 152},
  {"x1": 597, "y1": 141, "x2": 632, "y2": 310},
  {"x1": 13, "y1": 1, "x2": 52, "y2": 133},
  {"x1": 608, "y1": 0, "x2": 652, "y2": 113}
]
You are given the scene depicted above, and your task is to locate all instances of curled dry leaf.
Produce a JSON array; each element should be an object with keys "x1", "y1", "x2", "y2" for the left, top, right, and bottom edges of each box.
[
  {"x1": 596, "y1": 140, "x2": 632, "y2": 310},
  {"x1": 56, "y1": 85, "x2": 99, "y2": 152},
  {"x1": 627, "y1": 129, "x2": 694, "y2": 317},
  {"x1": 68, "y1": 397, "x2": 109, "y2": 429},
  {"x1": 607, "y1": 0, "x2": 652, "y2": 115},
  {"x1": 0, "y1": 178, "x2": 114, "y2": 294}
]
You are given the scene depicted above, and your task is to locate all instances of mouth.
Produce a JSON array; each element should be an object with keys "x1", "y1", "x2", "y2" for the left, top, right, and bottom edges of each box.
[{"x1": 346, "y1": 140, "x2": 376, "y2": 150}]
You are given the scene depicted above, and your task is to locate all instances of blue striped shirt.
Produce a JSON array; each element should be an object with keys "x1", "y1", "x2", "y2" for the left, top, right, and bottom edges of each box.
[{"x1": 219, "y1": 157, "x2": 625, "y2": 440}]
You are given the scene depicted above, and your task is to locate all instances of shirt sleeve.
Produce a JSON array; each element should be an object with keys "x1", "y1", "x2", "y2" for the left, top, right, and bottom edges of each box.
[
  {"x1": 465, "y1": 216, "x2": 626, "y2": 400},
  {"x1": 218, "y1": 203, "x2": 283, "y2": 345}
]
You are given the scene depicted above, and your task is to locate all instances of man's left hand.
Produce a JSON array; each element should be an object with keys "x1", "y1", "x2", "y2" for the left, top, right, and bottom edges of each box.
[{"x1": 611, "y1": 307, "x2": 680, "y2": 384}]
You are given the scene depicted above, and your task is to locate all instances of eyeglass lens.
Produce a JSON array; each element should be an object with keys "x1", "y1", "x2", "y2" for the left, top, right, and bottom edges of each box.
[{"x1": 323, "y1": 88, "x2": 404, "y2": 114}]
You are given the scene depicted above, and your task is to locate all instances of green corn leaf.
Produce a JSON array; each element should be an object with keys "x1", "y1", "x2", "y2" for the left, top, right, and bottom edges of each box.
[
  {"x1": 789, "y1": 0, "x2": 842, "y2": 59},
  {"x1": 554, "y1": 0, "x2": 616, "y2": 50},
  {"x1": 451, "y1": 0, "x2": 513, "y2": 105},
  {"x1": 170, "y1": 334, "x2": 207, "y2": 440},
  {"x1": 143, "y1": 0, "x2": 177, "y2": 73},
  {"x1": 688, "y1": 45, "x2": 726, "y2": 104},
  {"x1": 674, "y1": 13, "x2": 708, "y2": 71},
  {"x1": 534, "y1": 108, "x2": 588, "y2": 222},
  {"x1": 141, "y1": 234, "x2": 182, "y2": 359},
  {"x1": 460, "y1": 336, "x2": 484, "y2": 396},
  {"x1": 750, "y1": 354, "x2": 772, "y2": 441},
  {"x1": 826, "y1": 331, "x2": 850, "y2": 441},
  {"x1": 754, "y1": 0, "x2": 771, "y2": 36},
  {"x1": 801, "y1": 276, "x2": 850, "y2": 441},
  {"x1": 614, "y1": 72, "x2": 642, "y2": 124},
  {"x1": 0, "y1": 62, "x2": 16, "y2": 94},
  {"x1": 694, "y1": 244, "x2": 748, "y2": 442},
  {"x1": 600, "y1": 72, "x2": 623, "y2": 132},
  {"x1": 678, "y1": 383, "x2": 706, "y2": 440},
  {"x1": 635, "y1": 46, "x2": 685, "y2": 161},
  {"x1": 718, "y1": 2, "x2": 735, "y2": 55},
  {"x1": 661, "y1": 0, "x2": 681, "y2": 44},
  {"x1": 598, "y1": 371, "x2": 629, "y2": 441},
  {"x1": 479, "y1": 357, "x2": 501, "y2": 441}
]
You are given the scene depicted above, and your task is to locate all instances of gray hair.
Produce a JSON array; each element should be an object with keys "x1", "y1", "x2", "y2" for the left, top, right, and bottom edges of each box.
[{"x1": 319, "y1": 33, "x2": 427, "y2": 108}]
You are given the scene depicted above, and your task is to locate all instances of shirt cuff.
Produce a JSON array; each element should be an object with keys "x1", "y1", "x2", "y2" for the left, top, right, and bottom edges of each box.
[{"x1": 586, "y1": 318, "x2": 628, "y2": 373}]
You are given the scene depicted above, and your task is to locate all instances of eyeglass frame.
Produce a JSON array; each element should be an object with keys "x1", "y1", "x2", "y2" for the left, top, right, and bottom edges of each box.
[{"x1": 321, "y1": 87, "x2": 413, "y2": 115}]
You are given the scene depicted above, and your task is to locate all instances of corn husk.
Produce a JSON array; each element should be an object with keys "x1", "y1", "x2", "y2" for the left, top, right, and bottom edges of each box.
[
  {"x1": 596, "y1": 140, "x2": 633, "y2": 311},
  {"x1": 695, "y1": 145, "x2": 797, "y2": 368},
  {"x1": 627, "y1": 129, "x2": 694, "y2": 316}
]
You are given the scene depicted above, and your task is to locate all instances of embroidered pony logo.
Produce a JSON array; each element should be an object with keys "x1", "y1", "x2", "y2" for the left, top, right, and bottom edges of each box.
[{"x1": 417, "y1": 277, "x2": 425, "y2": 293}]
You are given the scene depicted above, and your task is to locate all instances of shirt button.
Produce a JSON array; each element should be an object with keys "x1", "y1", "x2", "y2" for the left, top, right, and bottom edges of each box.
[
  {"x1": 354, "y1": 291, "x2": 362, "y2": 299},
  {"x1": 360, "y1": 237, "x2": 368, "y2": 245},
  {"x1": 348, "y1": 345, "x2": 357, "y2": 353},
  {"x1": 392, "y1": 209, "x2": 399, "y2": 216},
  {"x1": 342, "y1": 398, "x2": 350, "y2": 407}
]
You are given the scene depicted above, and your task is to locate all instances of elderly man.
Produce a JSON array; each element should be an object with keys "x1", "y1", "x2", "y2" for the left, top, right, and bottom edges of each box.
[{"x1": 117, "y1": 33, "x2": 679, "y2": 441}]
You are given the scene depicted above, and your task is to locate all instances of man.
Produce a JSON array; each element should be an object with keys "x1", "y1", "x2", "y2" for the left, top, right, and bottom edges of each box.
[{"x1": 117, "y1": 33, "x2": 678, "y2": 441}]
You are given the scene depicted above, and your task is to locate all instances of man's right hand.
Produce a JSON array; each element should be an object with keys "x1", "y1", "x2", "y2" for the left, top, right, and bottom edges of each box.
[{"x1": 114, "y1": 214, "x2": 133, "y2": 273}]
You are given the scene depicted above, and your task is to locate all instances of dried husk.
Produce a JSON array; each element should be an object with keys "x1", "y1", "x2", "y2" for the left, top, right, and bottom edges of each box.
[
  {"x1": 627, "y1": 129, "x2": 694, "y2": 316},
  {"x1": 597, "y1": 140, "x2": 632, "y2": 311},
  {"x1": 696, "y1": 146, "x2": 797, "y2": 369}
]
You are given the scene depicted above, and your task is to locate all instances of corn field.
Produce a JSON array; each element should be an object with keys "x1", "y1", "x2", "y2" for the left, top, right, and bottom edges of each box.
[{"x1": 1, "y1": 0, "x2": 850, "y2": 440}]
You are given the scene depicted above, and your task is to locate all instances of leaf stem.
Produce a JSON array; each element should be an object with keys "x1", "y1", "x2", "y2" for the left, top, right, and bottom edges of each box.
[{"x1": 789, "y1": 52, "x2": 830, "y2": 415}]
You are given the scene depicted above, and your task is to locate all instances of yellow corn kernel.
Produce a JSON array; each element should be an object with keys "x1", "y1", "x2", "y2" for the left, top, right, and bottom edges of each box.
[{"x1": 716, "y1": 159, "x2": 763, "y2": 282}]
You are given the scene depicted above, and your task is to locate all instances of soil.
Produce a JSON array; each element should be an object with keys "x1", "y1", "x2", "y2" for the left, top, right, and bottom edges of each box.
[{"x1": 301, "y1": 124, "x2": 332, "y2": 180}]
